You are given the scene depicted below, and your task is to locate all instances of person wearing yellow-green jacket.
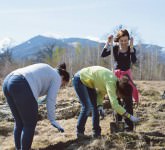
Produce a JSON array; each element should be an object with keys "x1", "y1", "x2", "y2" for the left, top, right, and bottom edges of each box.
[{"x1": 72, "y1": 66, "x2": 139, "y2": 138}]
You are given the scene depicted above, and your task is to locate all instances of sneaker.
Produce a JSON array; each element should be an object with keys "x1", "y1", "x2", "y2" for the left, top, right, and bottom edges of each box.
[
  {"x1": 77, "y1": 133, "x2": 88, "y2": 139},
  {"x1": 125, "y1": 127, "x2": 133, "y2": 132},
  {"x1": 92, "y1": 133, "x2": 101, "y2": 138}
]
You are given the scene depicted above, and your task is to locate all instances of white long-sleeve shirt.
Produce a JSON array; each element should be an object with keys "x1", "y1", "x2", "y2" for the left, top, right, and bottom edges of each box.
[{"x1": 11, "y1": 63, "x2": 61, "y2": 124}]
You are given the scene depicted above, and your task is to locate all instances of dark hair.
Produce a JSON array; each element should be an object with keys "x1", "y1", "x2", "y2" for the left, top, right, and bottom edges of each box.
[
  {"x1": 114, "y1": 29, "x2": 130, "y2": 42},
  {"x1": 57, "y1": 63, "x2": 66, "y2": 70},
  {"x1": 116, "y1": 75, "x2": 132, "y2": 99},
  {"x1": 57, "y1": 63, "x2": 70, "y2": 82}
]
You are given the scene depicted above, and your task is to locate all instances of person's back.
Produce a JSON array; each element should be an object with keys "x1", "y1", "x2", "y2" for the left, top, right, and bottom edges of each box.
[
  {"x1": 2, "y1": 62, "x2": 69, "y2": 149},
  {"x1": 12, "y1": 63, "x2": 60, "y2": 99},
  {"x1": 80, "y1": 66, "x2": 117, "y2": 92}
]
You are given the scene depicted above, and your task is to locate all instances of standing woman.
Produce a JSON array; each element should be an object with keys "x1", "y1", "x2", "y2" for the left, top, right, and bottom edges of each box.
[
  {"x1": 101, "y1": 29, "x2": 139, "y2": 102},
  {"x1": 101, "y1": 29, "x2": 139, "y2": 131},
  {"x1": 2, "y1": 63, "x2": 70, "y2": 150},
  {"x1": 72, "y1": 66, "x2": 139, "y2": 138}
]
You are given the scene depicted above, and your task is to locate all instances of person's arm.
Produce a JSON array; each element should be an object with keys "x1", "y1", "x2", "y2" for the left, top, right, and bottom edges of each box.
[
  {"x1": 46, "y1": 79, "x2": 64, "y2": 132},
  {"x1": 130, "y1": 37, "x2": 137, "y2": 64},
  {"x1": 97, "y1": 91, "x2": 105, "y2": 119},
  {"x1": 106, "y1": 81, "x2": 139, "y2": 122},
  {"x1": 101, "y1": 43, "x2": 111, "y2": 57},
  {"x1": 105, "y1": 81, "x2": 126, "y2": 115},
  {"x1": 101, "y1": 35, "x2": 113, "y2": 57},
  {"x1": 130, "y1": 48, "x2": 137, "y2": 64},
  {"x1": 96, "y1": 91, "x2": 105, "y2": 106}
]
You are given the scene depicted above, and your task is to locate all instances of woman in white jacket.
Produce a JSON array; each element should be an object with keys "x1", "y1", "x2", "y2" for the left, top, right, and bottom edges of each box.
[{"x1": 2, "y1": 63, "x2": 70, "y2": 150}]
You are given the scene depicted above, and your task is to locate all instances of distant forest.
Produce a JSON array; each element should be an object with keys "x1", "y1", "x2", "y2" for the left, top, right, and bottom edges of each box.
[{"x1": 0, "y1": 42, "x2": 165, "y2": 81}]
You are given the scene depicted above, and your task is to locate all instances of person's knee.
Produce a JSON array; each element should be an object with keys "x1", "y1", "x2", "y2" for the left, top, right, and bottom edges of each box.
[
  {"x1": 87, "y1": 104, "x2": 93, "y2": 114},
  {"x1": 23, "y1": 124, "x2": 36, "y2": 135},
  {"x1": 15, "y1": 121, "x2": 23, "y2": 129},
  {"x1": 23, "y1": 118, "x2": 37, "y2": 129},
  {"x1": 82, "y1": 105, "x2": 92, "y2": 116}
]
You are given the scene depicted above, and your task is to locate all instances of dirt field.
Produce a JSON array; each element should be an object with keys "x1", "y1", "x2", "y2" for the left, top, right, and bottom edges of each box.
[{"x1": 1, "y1": 81, "x2": 165, "y2": 150}]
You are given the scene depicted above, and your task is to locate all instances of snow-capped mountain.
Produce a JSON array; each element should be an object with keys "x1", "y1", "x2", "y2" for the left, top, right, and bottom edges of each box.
[
  {"x1": 62, "y1": 37, "x2": 101, "y2": 48},
  {"x1": 10, "y1": 35, "x2": 71, "y2": 60},
  {"x1": 4, "y1": 35, "x2": 165, "y2": 64}
]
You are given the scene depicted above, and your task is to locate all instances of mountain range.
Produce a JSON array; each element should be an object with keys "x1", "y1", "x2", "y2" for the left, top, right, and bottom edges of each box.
[{"x1": 0, "y1": 35, "x2": 165, "y2": 64}]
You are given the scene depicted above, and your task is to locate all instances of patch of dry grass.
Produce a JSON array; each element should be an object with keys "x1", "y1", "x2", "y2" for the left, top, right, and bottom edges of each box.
[{"x1": 1, "y1": 81, "x2": 165, "y2": 149}]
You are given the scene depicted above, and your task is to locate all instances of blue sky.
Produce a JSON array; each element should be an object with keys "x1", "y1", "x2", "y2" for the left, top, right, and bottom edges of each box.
[{"x1": 0, "y1": 0, "x2": 165, "y2": 47}]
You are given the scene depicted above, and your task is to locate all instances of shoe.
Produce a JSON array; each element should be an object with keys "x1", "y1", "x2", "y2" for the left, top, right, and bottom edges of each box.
[
  {"x1": 125, "y1": 127, "x2": 133, "y2": 132},
  {"x1": 92, "y1": 133, "x2": 101, "y2": 138},
  {"x1": 77, "y1": 133, "x2": 88, "y2": 139}
]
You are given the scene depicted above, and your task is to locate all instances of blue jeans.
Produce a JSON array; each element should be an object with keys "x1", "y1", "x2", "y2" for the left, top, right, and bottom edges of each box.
[
  {"x1": 72, "y1": 72, "x2": 101, "y2": 135},
  {"x1": 2, "y1": 74, "x2": 38, "y2": 150}
]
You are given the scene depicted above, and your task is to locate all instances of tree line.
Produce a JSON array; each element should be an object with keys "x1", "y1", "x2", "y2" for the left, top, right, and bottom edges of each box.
[{"x1": 0, "y1": 42, "x2": 165, "y2": 81}]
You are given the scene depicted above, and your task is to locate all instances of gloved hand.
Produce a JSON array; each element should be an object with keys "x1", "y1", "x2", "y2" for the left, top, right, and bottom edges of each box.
[
  {"x1": 98, "y1": 105, "x2": 105, "y2": 119},
  {"x1": 51, "y1": 121, "x2": 64, "y2": 132},
  {"x1": 129, "y1": 115, "x2": 139, "y2": 123}
]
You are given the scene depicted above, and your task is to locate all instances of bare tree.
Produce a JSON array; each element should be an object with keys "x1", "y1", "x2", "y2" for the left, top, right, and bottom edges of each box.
[{"x1": 0, "y1": 48, "x2": 18, "y2": 79}]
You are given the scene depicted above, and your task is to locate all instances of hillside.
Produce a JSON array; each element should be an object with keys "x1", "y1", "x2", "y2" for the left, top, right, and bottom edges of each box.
[
  {"x1": 1, "y1": 35, "x2": 165, "y2": 64},
  {"x1": 0, "y1": 81, "x2": 165, "y2": 150}
]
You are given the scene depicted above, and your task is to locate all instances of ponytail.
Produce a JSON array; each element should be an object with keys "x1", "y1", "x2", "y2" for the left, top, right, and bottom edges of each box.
[
  {"x1": 57, "y1": 62, "x2": 70, "y2": 82},
  {"x1": 57, "y1": 63, "x2": 66, "y2": 70}
]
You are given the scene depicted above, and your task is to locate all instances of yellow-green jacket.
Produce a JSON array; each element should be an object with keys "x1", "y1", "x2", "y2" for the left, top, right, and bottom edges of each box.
[{"x1": 79, "y1": 66, "x2": 126, "y2": 115}]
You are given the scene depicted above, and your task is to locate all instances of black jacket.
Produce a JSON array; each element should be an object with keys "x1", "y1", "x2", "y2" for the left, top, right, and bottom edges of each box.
[{"x1": 101, "y1": 45, "x2": 137, "y2": 71}]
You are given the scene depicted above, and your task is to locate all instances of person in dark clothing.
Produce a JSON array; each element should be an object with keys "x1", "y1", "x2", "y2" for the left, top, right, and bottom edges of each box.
[
  {"x1": 101, "y1": 29, "x2": 139, "y2": 131},
  {"x1": 116, "y1": 84, "x2": 133, "y2": 131},
  {"x1": 101, "y1": 35, "x2": 137, "y2": 71}
]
